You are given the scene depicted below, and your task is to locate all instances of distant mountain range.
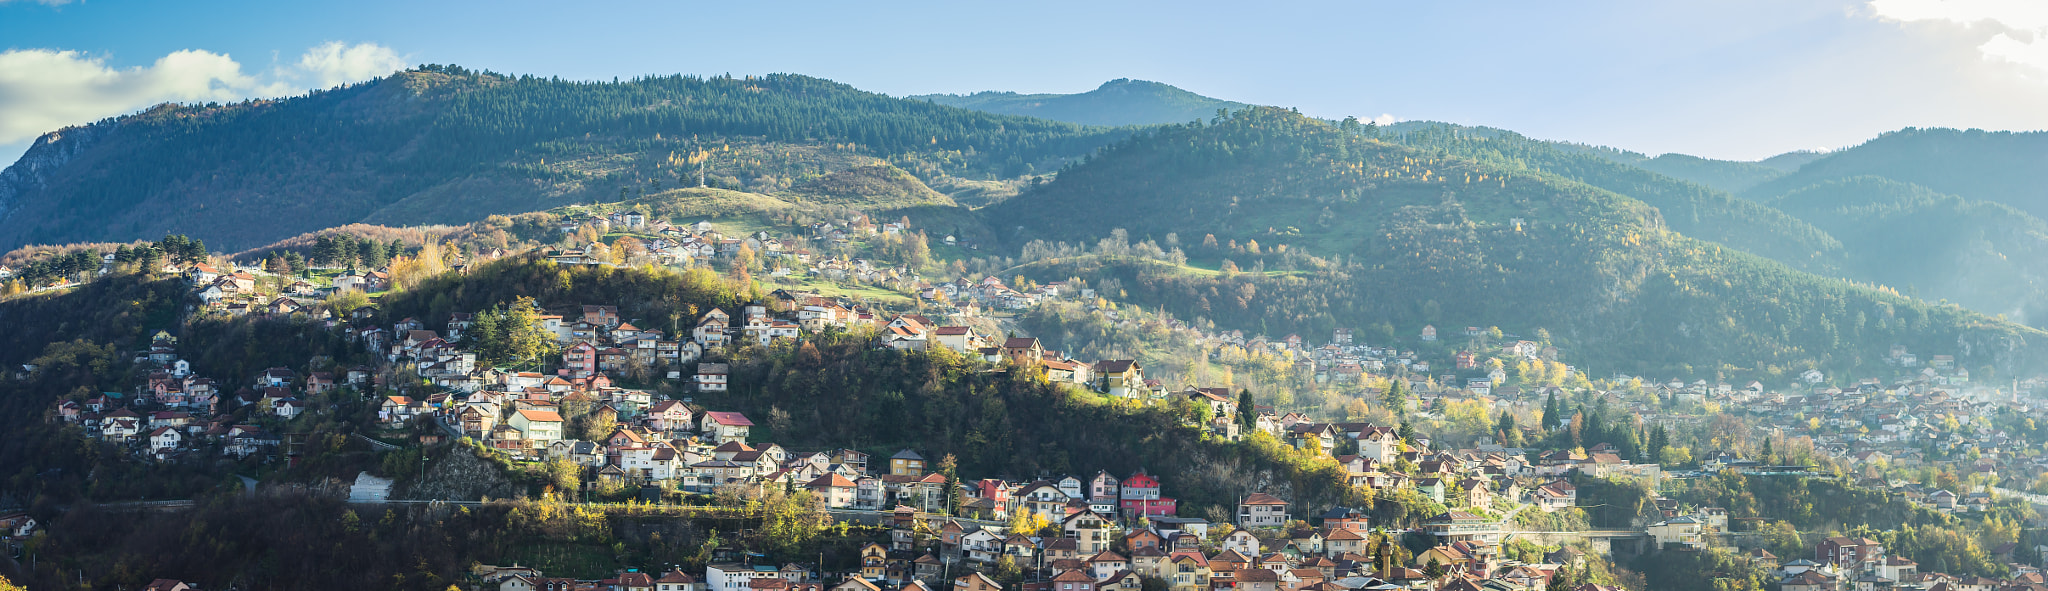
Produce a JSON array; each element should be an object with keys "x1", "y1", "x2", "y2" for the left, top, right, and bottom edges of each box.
[
  {"x1": 2, "y1": 67, "x2": 2044, "y2": 376},
  {"x1": 0, "y1": 67, "x2": 1121, "y2": 251},
  {"x1": 986, "y1": 107, "x2": 2045, "y2": 376},
  {"x1": 909, "y1": 79, "x2": 1255, "y2": 127}
]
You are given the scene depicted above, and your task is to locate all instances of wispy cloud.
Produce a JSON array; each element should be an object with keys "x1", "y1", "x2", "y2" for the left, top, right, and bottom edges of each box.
[
  {"x1": 0, "y1": 0, "x2": 78, "y2": 6},
  {"x1": 1870, "y1": 0, "x2": 2048, "y2": 76},
  {"x1": 0, "y1": 42, "x2": 406, "y2": 149}
]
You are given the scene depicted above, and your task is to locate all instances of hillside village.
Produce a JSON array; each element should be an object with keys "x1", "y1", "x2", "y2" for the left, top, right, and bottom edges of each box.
[
  {"x1": 34, "y1": 224, "x2": 2048, "y2": 591},
  {"x1": 9, "y1": 208, "x2": 2048, "y2": 591}
]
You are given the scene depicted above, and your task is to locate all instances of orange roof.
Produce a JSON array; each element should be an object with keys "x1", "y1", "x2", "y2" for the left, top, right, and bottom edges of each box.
[{"x1": 517, "y1": 409, "x2": 564, "y2": 422}]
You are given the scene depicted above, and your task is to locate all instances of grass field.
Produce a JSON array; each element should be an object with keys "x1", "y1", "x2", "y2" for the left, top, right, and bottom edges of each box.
[{"x1": 765, "y1": 274, "x2": 913, "y2": 305}]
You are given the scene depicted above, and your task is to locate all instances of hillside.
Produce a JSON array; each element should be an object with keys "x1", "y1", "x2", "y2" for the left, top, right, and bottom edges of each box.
[
  {"x1": 1618, "y1": 153, "x2": 1785, "y2": 194},
  {"x1": 985, "y1": 109, "x2": 2046, "y2": 377},
  {"x1": 1381, "y1": 125, "x2": 1847, "y2": 274},
  {"x1": 1577, "y1": 149, "x2": 1823, "y2": 195},
  {"x1": 1770, "y1": 177, "x2": 2048, "y2": 326},
  {"x1": 788, "y1": 163, "x2": 956, "y2": 208},
  {"x1": 910, "y1": 78, "x2": 1254, "y2": 127},
  {"x1": 1382, "y1": 125, "x2": 2048, "y2": 329},
  {"x1": 0, "y1": 66, "x2": 1123, "y2": 251},
  {"x1": 1743, "y1": 128, "x2": 2048, "y2": 219},
  {"x1": 370, "y1": 257, "x2": 1363, "y2": 513}
]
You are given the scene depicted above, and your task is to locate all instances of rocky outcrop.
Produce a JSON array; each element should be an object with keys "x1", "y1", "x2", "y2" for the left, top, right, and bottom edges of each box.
[
  {"x1": 0, "y1": 121, "x2": 113, "y2": 221},
  {"x1": 399, "y1": 443, "x2": 522, "y2": 501}
]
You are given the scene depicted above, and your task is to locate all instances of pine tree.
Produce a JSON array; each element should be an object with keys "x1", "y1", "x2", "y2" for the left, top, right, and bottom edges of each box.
[
  {"x1": 1383, "y1": 379, "x2": 1410, "y2": 414},
  {"x1": 1541, "y1": 390, "x2": 1560, "y2": 431},
  {"x1": 1237, "y1": 390, "x2": 1257, "y2": 431}
]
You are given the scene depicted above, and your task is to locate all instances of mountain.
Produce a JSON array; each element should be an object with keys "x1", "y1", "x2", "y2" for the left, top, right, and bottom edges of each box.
[
  {"x1": 1770, "y1": 176, "x2": 2048, "y2": 326},
  {"x1": 1743, "y1": 128, "x2": 2048, "y2": 219},
  {"x1": 909, "y1": 78, "x2": 1254, "y2": 127},
  {"x1": 1371, "y1": 123, "x2": 1846, "y2": 274},
  {"x1": 985, "y1": 108, "x2": 2045, "y2": 377},
  {"x1": 1583, "y1": 149, "x2": 1828, "y2": 195},
  {"x1": 0, "y1": 66, "x2": 1122, "y2": 251},
  {"x1": 1757, "y1": 149, "x2": 1829, "y2": 172},
  {"x1": 1370, "y1": 124, "x2": 2048, "y2": 329},
  {"x1": 1618, "y1": 154, "x2": 1786, "y2": 194}
]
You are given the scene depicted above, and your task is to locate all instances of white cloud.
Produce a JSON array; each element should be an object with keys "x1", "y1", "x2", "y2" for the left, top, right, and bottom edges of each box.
[
  {"x1": 1371, "y1": 113, "x2": 1397, "y2": 126},
  {"x1": 0, "y1": 0, "x2": 77, "y2": 5},
  {"x1": 0, "y1": 42, "x2": 406, "y2": 149},
  {"x1": 291, "y1": 41, "x2": 407, "y2": 90},
  {"x1": 1871, "y1": 0, "x2": 2048, "y2": 74}
]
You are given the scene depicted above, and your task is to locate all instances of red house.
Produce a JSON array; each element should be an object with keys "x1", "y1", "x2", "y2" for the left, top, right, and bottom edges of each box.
[{"x1": 1118, "y1": 469, "x2": 1176, "y2": 517}]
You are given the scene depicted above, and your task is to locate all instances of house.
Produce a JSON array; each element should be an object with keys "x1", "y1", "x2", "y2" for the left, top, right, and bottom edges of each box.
[
  {"x1": 1647, "y1": 516, "x2": 1703, "y2": 548},
  {"x1": 1424, "y1": 511, "x2": 1501, "y2": 544},
  {"x1": 1001, "y1": 337, "x2": 1044, "y2": 367},
  {"x1": 148, "y1": 426, "x2": 183, "y2": 453},
  {"x1": 510, "y1": 409, "x2": 565, "y2": 445},
  {"x1": 658, "y1": 571, "x2": 703, "y2": 591},
  {"x1": 647, "y1": 400, "x2": 695, "y2": 432},
  {"x1": 1063, "y1": 510, "x2": 1114, "y2": 554},
  {"x1": 1221, "y1": 529, "x2": 1261, "y2": 556},
  {"x1": 954, "y1": 572, "x2": 1003, "y2": 591},
  {"x1": 1531, "y1": 480, "x2": 1576, "y2": 512},
  {"x1": 1238, "y1": 493, "x2": 1289, "y2": 529},
  {"x1": 1323, "y1": 526, "x2": 1367, "y2": 555},
  {"x1": 1782, "y1": 570, "x2": 1832, "y2": 591},
  {"x1": 582, "y1": 304, "x2": 622, "y2": 328},
  {"x1": 933, "y1": 326, "x2": 984, "y2": 354},
  {"x1": 858, "y1": 542, "x2": 889, "y2": 580},
  {"x1": 807, "y1": 474, "x2": 858, "y2": 508},
  {"x1": 1097, "y1": 360, "x2": 1144, "y2": 397},
  {"x1": 562, "y1": 342, "x2": 599, "y2": 377},
  {"x1": 696, "y1": 363, "x2": 730, "y2": 392},
  {"x1": 1163, "y1": 553, "x2": 1210, "y2": 591},
  {"x1": 701, "y1": 411, "x2": 754, "y2": 443},
  {"x1": 381, "y1": 396, "x2": 419, "y2": 423},
  {"x1": 1050, "y1": 569, "x2": 1096, "y2": 591},
  {"x1": 889, "y1": 449, "x2": 926, "y2": 476},
  {"x1": 1233, "y1": 566, "x2": 1281, "y2": 591},
  {"x1": 1817, "y1": 536, "x2": 1884, "y2": 567},
  {"x1": 709, "y1": 564, "x2": 788, "y2": 591}
]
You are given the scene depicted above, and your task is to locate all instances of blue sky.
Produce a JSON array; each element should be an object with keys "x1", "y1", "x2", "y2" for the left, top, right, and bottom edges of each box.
[{"x1": 4, "y1": 0, "x2": 2047, "y2": 162}]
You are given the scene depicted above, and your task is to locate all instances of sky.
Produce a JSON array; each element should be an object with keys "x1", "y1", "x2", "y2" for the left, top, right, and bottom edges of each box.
[{"x1": 3, "y1": 0, "x2": 2048, "y2": 163}]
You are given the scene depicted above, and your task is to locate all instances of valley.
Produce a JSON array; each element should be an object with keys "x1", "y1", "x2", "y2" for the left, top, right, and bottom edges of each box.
[{"x1": 0, "y1": 67, "x2": 2045, "y2": 591}]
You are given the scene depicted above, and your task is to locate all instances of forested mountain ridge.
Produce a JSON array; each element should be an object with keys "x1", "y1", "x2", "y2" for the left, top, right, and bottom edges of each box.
[
  {"x1": 985, "y1": 108, "x2": 2047, "y2": 377},
  {"x1": 0, "y1": 66, "x2": 1122, "y2": 251},
  {"x1": 910, "y1": 78, "x2": 1255, "y2": 127},
  {"x1": 1770, "y1": 176, "x2": 2048, "y2": 326},
  {"x1": 1380, "y1": 124, "x2": 1848, "y2": 275},
  {"x1": 1742, "y1": 127, "x2": 2048, "y2": 219}
]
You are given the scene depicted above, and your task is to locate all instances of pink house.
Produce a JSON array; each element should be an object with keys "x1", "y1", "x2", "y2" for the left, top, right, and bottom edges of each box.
[{"x1": 561, "y1": 342, "x2": 598, "y2": 378}]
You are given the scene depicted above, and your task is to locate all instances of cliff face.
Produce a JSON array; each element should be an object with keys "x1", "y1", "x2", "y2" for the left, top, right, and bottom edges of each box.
[{"x1": 0, "y1": 121, "x2": 114, "y2": 223}]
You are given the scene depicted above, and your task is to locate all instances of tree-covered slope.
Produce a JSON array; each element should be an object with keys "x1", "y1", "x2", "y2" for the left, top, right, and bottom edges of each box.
[
  {"x1": 0, "y1": 66, "x2": 1122, "y2": 251},
  {"x1": 1743, "y1": 128, "x2": 2048, "y2": 219},
  {"x1": 910, "y1": 78, "x2": 1254, "y2": 127},
  {"x1": 986, "y1": 109, "x2": 2045, "y2": 377},
  {"x1": 1618, "y1": 153, "x2": 1786, "y2": 194},
  {"x1": 1382, "y1": 124, "x2": 1847, "y2": 274},
  {"x1": 1771, "y1": 176, "x2": 2048, "y2": 327}
]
